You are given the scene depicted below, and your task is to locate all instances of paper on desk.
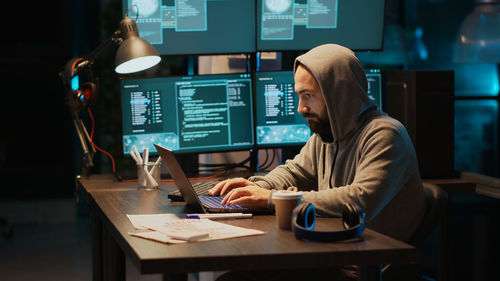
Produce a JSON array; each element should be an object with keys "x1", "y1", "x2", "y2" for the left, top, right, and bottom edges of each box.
[
  {"x1": 129, "y1": 231, "x2": 187, "y2": 244},
  {"x1": 127, "y1": 213, "x2": 180, "y2": 230},
  {"x1": 148, "y1": 219, "x2": 265, "y2": 242},
  {"x1": 129, "y1": 219, "x2": 265, "y2": 244}
]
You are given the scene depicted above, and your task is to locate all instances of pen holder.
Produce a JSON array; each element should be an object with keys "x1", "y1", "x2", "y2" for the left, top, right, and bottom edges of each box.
[{"x1": 137, "y1": 162, "x2": 161, "y2": 190}]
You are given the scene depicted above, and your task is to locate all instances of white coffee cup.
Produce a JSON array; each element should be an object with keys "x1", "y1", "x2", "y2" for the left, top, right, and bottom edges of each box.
[{"x1": 272, "y1": 191, "x2": 303, "y2": 230}]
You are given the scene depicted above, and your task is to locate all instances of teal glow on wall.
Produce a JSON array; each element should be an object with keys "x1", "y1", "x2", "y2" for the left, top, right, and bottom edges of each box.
[
  {"x1": 455, "y1": 63, "x2": 499, "y2": 97},
  {"x1": 455, "y1": 100, "x2": 499, "y2": 176}
]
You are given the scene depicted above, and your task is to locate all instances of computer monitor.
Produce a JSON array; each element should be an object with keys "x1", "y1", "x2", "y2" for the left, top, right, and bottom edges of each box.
[
  {"x1": 254, "y1": 71, "x2": 311, "y2": 147},
  {"x1": 122, "y1": 0, "x2": 256, "y2": 55},
  {"x1": 120, "y1": 73, "x2": 254, "y2": 154},
  {"x1": 257, "y1": 0, "x2": 385, "y2": 51},
  {"x1": 254, "y1": 69, "x2": 383, "y2": 147},
  {"x1": 365, "y1": 68, "x2": 383, "y2": 110}
]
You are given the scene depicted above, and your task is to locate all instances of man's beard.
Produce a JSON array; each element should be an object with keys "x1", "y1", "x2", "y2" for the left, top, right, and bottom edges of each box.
[{"x1": 303, "y1": 113, "x2": 333, "y2": 142}]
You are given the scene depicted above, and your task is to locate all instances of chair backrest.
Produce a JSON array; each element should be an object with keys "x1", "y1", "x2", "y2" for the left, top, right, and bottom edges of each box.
[{"x1": 408, "y1": 182, "x2": 448, "y2": 246}]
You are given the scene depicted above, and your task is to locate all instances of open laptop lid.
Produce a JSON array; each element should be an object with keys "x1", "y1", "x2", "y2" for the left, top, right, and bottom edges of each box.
[
  {"x1": 155, "y1": 143, "x2": 273, "y2": 214},
  {"x1": 154, "y1": 144, "x2": 206, "y2": 213}
]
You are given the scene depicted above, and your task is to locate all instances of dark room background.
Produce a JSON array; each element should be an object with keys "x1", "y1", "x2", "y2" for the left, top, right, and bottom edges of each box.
[{"x1": 0, "y1": 0, "x2": 498, "y2": 280}]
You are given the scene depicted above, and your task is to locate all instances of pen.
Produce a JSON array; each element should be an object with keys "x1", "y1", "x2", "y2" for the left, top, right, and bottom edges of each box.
[
  {"x1": 143, "y1": 147, "x2": 149, "y2": 165},
  {"x1": 129, "y1": 150, "x2": 141, "y2": 164},
  {"x1": 186, "y1": 213, "x2": 253, "y2": 220},
  {"x1": 133, "y1": 146, "x2": 143, "y2": 164},
  {"x1": 149, "y1": 156, "x2": 162, "y2": 175}
]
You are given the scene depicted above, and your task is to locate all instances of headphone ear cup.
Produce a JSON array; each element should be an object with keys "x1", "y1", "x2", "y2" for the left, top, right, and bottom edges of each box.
[
  {"x1": 292, "y1": 203, "x2": 316, "y2": 230},
  {"x1": 342, "y1": 203, "x2": 364, "y2": 230},
  {"x1": 64, "y1": 58, "x2": 83, "y2": 91},
  {"x1": 80, "y1": 82, "x2": 98, "y2": 106},
  {"x1": 293, "y1": 202, "x2": 365, "y2": 242},
  {"x1": 296, "y1": 203, "x2": 310, "y2": 227}
]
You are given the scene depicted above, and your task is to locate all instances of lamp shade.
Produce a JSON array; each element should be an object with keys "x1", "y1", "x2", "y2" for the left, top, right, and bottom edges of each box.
[
  {"x1": 453, "y1": 0, "x2": 500, "y2": 63},
  {"x1": 115, "y1": 17, "x2": 161, "y2": 74}
]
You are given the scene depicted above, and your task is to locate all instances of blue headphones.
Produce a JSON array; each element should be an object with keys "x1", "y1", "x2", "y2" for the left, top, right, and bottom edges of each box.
[{"x1": 291, "y1": 202, "x2": 366, "y2": 242}]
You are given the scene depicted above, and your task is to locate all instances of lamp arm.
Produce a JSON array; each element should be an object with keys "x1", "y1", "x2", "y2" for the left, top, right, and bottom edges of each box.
[
  {"x1": 71, "y1": 109, "x2": 94, "y2": 169},
  {"x1": 81, "y1": 30, "x2": 123, "y2": 68}
]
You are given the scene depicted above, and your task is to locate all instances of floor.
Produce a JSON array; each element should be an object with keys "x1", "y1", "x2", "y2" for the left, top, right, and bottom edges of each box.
[
  {"x1": 0, "y1": 217, "x2": 166, "y2": 281},
  {"x1": 0, "y1": 198, "x2": 164, "y2": 281},
  {"x1": 0, "y1": 198, "x2": 223, "y2": 281}
]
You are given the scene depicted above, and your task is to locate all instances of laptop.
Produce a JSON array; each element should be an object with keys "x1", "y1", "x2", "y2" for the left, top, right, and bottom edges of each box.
[{"x1": 154, "y1": 144, "x2": 272, "y2": 214}]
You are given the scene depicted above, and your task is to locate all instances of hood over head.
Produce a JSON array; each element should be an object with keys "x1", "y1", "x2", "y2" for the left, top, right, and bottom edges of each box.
[{"x1": 294, "y1": 44, "x2": 377, "y2": 142}]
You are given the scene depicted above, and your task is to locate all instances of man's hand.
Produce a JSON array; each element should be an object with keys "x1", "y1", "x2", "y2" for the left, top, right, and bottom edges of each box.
[
  {"x1": 221, "y1": 185, "x2": 271, "y2": 208},
  {"x1": 209, "y1": 177, "x2": 259, "y2": 196},
  {"x1": 209, "y1": 178, "x2": 270, "y2": 208}
]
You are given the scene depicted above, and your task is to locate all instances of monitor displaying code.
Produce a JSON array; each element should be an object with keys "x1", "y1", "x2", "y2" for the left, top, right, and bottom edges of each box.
[
  {"x1": 365, "y1": 68, "x2": 383, "y2": 110},
  {"x1": 255, "y1": 71, "x2": 311, "y2": 147},
  {"x1": 255, "y1": 69, "x2": 383, "y2": 147},
  {"x1": 120, "y1": 73, "x2": 254, "y2": 154},
  {"x1": 123, "y1": 0, "x2": 256, "y2": 55}
]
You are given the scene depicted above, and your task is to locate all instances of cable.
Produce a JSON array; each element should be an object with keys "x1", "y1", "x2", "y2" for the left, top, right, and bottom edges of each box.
[
  {"x1": 258, "y1": 149, "x2": 270, "y2": 170},
  {"x1": 87, "y1": 108, "x2": 121, "y2": 181},
  {"x1": 260, "y1": 149, "x2": 278, "y2": 171}
]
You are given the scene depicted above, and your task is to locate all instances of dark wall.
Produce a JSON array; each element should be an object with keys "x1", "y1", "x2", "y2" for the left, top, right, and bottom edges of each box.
[{"x1": 0, "y1": 1, "x2": 101, "y2": 199}]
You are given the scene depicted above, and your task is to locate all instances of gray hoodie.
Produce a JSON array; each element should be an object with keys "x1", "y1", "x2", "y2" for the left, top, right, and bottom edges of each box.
[{"x1": 249, "y1": 44, "x2": 425, "y2": 242}]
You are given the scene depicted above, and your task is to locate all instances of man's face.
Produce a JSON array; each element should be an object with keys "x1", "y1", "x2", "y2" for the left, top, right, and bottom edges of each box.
[{"x1": 294, "y1": 65, "x2": 332, "y2": 139}]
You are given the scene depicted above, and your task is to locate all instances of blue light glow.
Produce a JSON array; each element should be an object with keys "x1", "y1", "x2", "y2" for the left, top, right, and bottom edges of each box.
[
  {"x1": 454, "y1": 100, "x2": 499, "y2": 175},
  {"x1": 71, "y1": 75, "x2": 79, "y2": 91},
  {"x1": 455, "y1": 63, "x2": 499, "y2": 97}
]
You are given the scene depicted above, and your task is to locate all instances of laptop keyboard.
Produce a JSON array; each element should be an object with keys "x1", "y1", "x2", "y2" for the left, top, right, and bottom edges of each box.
[
  {"x1": 200, "y1": 196, "x2": 247, "y2": 210},
  {"x1": 168, "y1": 179, "x2": 247, "y2": 210},
  {"x1": 168, "y1": 180, "x2": 220, "y2": 201}
]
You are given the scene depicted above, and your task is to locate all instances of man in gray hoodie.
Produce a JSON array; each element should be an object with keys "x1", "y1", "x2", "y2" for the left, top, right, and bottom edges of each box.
[{"x1": 210, "y1": 44, "x2": 425, "y2": 244}]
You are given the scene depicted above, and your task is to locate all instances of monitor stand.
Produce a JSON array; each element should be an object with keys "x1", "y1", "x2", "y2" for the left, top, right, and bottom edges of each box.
[{"x1": 250, "y1": 149, "x2": 258, "y2": 173}]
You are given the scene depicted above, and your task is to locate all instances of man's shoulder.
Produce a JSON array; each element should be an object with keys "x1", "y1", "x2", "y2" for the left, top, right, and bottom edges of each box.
[
  {"x1": 361, "y1": 115, "x2": 414, "y2": 147},
  {"x1": 366, "y1": 114, "x2": 406, "y2": 131},
  {"x1": 359, "y1": 115, "x2": 412, "y2": 143}
]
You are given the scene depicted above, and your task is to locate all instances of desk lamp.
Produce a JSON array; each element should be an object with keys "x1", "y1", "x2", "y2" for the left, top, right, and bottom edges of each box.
[{"x1": 60, "y1": 12, "x2": 161, "y2": 176}]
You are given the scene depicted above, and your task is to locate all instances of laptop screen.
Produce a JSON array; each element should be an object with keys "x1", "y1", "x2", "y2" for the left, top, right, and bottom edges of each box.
[{"x1": 120, "y1": 73, "x2": 254, "y2": 155}]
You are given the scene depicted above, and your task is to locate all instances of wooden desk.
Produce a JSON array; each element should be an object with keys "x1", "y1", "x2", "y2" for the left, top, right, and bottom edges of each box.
[{"x1": 78, "y1": 174, "x2": 416, "y2": 281}]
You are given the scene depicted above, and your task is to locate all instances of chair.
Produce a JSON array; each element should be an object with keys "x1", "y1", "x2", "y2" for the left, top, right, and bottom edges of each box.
[
  {"x1": 407, "y1": 182, "x2": 448, "y2": 246},
  {"x1": 382, "y1": 182, "x2": 448, "y2": 281}
]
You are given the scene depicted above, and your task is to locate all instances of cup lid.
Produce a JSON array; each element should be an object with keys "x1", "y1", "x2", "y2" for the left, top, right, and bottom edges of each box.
[{"x1": 272, "y1": 190, "x2": 302, "y2": 200}]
